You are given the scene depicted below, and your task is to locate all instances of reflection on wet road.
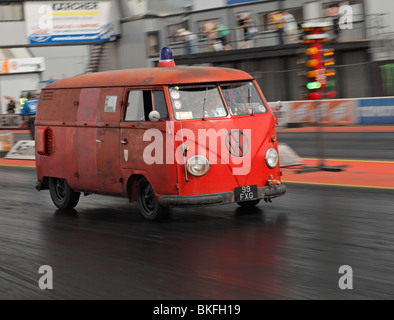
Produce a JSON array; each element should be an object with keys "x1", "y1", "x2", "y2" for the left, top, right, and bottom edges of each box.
[{"x1": 1, "y1": 166, "x2": 394, "y2": 299}]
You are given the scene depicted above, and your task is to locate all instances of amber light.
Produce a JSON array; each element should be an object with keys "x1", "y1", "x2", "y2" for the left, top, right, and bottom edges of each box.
[
  {"x1": 271, "y1": 135, "x2": 277, "y2": 142},
  {"x1": 306, "y1": 59, "x2": 319, "y2": 68},
  {"x1": 324, "y1": 59, "x2": 335, "y2": 66},
  {"x1": 306, "y1": 47, "x2": 318, "y2": 55}
]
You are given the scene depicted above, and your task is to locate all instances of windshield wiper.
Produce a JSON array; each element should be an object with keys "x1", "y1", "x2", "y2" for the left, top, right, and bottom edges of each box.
[
  {"x1": 202, "y1": 87, "x2": 208, "y2": 121},
  {"x1": 248, "y1": 87, "x2": 254, "y2": 116}
]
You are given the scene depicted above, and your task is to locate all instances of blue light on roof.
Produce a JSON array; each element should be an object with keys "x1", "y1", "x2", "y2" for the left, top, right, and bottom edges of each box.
[{"x1": 160, "y1": 47, "x2": 173, "y2": 61}]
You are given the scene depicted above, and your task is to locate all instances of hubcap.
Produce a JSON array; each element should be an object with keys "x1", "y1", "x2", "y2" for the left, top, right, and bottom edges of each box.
[
  {"x1": 142, "y1": 182, "x2": 156, "y2": 214},
  {"x1": 54, "y1": 179, "x2": 66, "y2": 200}
]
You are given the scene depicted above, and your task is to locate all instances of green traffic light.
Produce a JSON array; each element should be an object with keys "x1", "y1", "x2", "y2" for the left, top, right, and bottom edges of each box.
[
  {"x1": 307, "y1": 82, "x2": 322, "y2": 90},
  {"x1": 327, "y1": 80, "x2": 336, "y2": 88}
]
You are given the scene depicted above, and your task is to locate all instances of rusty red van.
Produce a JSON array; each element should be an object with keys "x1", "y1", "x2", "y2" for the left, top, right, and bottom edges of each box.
[{"x1": 35, "y1": 49, "x2": 286, "y2": 220}]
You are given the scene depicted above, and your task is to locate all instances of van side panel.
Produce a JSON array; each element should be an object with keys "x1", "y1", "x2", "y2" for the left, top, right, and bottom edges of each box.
[
  {"x1": 36, "y1": 89, "x2": 80, "y2": 187},
  {"x1": 96, "y1": 88, "x2": 123, "y2": 194},
  {"x1": 76, "y1": 88, "x2": 100, "y2": 191}
]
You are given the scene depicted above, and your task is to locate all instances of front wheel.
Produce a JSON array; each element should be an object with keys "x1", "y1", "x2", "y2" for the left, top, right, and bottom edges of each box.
[
  {"x1": 137, "y1": 178, "x2": 168, "y2": 220},
  {"x1": 237, "y1": 199, "x2": 261, "y2": 207},
  {"x1": 49, "y1": 177, "x2": 80, "y2": 210}
]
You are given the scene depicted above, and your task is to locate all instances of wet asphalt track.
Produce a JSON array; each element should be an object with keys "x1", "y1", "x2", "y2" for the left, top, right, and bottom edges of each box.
[
  {"x1": 1, "y1": 130, "x2": 394, "y2": 300},
  {"x1": 1, "y1": 164, "x2": 394, "y2": 300}
]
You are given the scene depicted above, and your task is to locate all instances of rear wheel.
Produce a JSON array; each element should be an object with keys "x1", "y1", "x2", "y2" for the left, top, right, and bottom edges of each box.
[
  {"x1": 49, "y1": 177, "x2": 80, "y2": 210},
  {"x1": 237, "y1": 199, "x2": 261, "y2": 207},
  {"x1": 137, "y1": 178, "x2": 168, "y2": 220}
]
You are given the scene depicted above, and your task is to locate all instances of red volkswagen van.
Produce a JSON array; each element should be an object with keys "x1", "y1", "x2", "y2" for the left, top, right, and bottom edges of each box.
[{"x1": 35, "y1": 50, "x2": 286, "y2": 220}]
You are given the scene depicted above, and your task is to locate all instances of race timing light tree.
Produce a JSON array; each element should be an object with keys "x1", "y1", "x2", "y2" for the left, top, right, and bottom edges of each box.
[{"x1": 297, "y1": 22, "x2": 345, "y2": 173}]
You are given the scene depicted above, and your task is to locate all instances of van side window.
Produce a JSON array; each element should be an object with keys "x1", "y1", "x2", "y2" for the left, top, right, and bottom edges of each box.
[
  {"x1": 124, "y1": 90, "x2": 168, "y2": 121},
  {"x1": 125, "y1": 90, "x2": 146, "y2": 121}
]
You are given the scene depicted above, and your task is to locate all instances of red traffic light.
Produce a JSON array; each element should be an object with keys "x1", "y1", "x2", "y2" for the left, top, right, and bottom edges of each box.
[
  {"x1": 308, "y1": 92, "x2": 323, "y2": 100},
  {"x1": 326, "y1": 91, "x2": 338, "y2": 99}
]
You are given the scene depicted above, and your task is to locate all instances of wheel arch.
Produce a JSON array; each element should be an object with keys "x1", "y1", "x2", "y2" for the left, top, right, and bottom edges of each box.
[{"x1": 126, "y1": 174, "x2": 151, "y2": 202}]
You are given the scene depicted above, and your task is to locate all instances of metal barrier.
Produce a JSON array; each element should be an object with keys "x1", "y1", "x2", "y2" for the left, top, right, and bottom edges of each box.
[{"x1": 0, "y1": 114, "x2": 25, "y2": 129}]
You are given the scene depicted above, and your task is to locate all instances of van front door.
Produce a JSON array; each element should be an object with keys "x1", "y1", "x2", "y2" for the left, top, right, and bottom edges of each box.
[{"x1": 120, "y1": 89, "x2": 178, "y2": 197}]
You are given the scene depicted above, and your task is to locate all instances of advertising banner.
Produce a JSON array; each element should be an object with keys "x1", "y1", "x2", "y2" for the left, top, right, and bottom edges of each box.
[
  {"x1": 287, "y1": 100, "x2": 356, "y2": 125},
  {"x1": 0, "y1": 58, "x2": 44, "y2": 74},
  {"x1": 316, "y1": 99, "x2": 356, "y2": 125},
  {"x1": 358, "y1": 98, "x2": 394, "y2": 124},
  {"x1": 0, "y1": 59, "x2": 9, "y2": 74},
  {"x1": 288, "y1": 101, "x2": 315, "y2": 124},
  {"x1": 25, "y1": 1, "x2": 115, "y2": 44}
]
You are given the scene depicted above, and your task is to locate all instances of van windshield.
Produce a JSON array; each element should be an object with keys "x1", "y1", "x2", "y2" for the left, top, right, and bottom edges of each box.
[
  {"x1": 220, "y1": 82, "x2": 268, "y2": 116},
  {"x1": 169, "y1": 85, "x2": 227, "y2": 120}
]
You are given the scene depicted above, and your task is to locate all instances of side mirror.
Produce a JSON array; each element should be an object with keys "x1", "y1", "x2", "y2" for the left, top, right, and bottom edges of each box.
[
  {"x1": 148, "y1": 110, "x2": 161, "y2": 122},
  {"x1": 274, "y1": 101, "x2": 282, "y2": 126},
  {"x1": 275, "y1": 100, "x2": 283, "y2": 112}
]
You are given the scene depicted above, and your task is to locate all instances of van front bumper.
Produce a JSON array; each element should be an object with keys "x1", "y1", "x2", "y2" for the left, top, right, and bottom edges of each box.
[{"x1": 159, "y1": 184, "x2": 287, "y2": 207}]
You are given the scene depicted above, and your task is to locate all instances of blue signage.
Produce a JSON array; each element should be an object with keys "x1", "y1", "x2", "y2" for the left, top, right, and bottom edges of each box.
[
  {"x1": 358, "y1": 98, "x2": 394, "y2": 124},
  {"x1": 227, "y1": 0, "x2": 260, "y2": 5}
]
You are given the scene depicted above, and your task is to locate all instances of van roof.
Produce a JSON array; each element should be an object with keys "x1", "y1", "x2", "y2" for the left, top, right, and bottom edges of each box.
[{"x1": 45, "y1": 66, "x2": 254, "y2": 89}]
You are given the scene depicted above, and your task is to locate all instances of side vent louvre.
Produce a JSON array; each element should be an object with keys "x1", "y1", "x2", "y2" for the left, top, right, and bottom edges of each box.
[{"x1": 42, "y1": 90, "x2": 55, "y2": 101}]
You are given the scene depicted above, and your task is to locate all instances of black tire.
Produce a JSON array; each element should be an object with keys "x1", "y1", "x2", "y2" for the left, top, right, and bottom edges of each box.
[
  {"x1": 237, "y1": 199, "x2": 261, "y2": 207},
  {"x1": 137, "y1": 178, "x2": 168, "y2": 220},
  {"x1": 49, "y1": 177, "x2": 80, "y2": 210}
]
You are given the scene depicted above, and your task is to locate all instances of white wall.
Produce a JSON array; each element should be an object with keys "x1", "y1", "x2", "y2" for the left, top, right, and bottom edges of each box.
[
  {"x1": 29, "y1": 46, "x2": 90, "y2": 80},
  {"x1": 118, "y1": 20, "x2": 151, "y2": 69},
  {"x1": 364, "y1": 0, "x2": 394, "y2": 36}
]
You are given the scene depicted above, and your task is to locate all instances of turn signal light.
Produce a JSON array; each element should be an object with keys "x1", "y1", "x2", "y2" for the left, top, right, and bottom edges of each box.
[{"x1": 271, "y1": 135, "x2": 277, "y2": 142}]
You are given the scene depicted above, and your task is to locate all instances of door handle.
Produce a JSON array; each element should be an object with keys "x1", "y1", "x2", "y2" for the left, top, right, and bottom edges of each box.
[
  {"x1": 96, "y1": 139, "x2": 103, "y2": 143},
  {"x1": 121, "y1": 139, "x2": 128, "y2": 145}
]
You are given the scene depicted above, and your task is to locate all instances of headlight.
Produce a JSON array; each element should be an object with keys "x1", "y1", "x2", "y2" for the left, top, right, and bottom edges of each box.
[
  {"x1": 265, "y1": 148, "x2": 279, "y2": 168},
  {"x1": 187, "y1": 155, "x2": 210, "y2": 177}
]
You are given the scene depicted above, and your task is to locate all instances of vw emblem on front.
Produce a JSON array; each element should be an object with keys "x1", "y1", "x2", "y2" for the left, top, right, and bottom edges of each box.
[{"x1": 225, "y1": 130, "x2": 250, "y2": 157}]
